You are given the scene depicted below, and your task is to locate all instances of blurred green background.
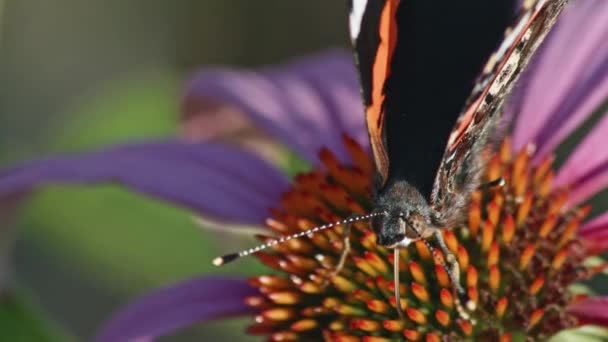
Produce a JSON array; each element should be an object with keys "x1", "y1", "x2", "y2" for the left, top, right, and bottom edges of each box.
[{"x1": 0, "y1": 1, "x2": 348, "y2": 340}]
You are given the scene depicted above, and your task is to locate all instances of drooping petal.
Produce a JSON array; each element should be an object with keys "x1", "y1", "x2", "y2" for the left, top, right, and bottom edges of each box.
[
  {"x1": 554, "y1": 113, "x2": 608, "y2": 205},
  {"x1": 95, "y1": 277, "x2": 256, "y2": 342},
  {"x1": 0, "y1": 141, "x2": 289, "y2": 224},
  {"x1": 579, "y1": 211, "x2": 608, "y2": 254},
  {"x1": 511, "y1": 0, "x2": 608, "y2": 160},
  {"x1": 567, "y1": 297, "x2": 608, "y2": 327},
  {"x1": 180, "y1": 90, "x2": 288, "y2": 167},
  {"x1": 183, "y1": 50, "x2": 367, "y2": 164}
]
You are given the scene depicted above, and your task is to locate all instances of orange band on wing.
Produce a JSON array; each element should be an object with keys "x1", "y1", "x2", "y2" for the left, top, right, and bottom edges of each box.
[{"x1": 367, "y1": 0, "x2": 400, "y2": 185}]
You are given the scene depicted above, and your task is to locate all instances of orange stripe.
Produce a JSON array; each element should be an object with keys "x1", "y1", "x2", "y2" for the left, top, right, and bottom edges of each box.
[{"x1": 367, "y1": 0, "x2": 399, "y2": 184}]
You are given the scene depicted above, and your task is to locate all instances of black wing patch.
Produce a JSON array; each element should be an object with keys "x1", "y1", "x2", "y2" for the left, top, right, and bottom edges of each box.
[{"x1": 349, "y1": 0, "x2": 515, "y2": 199}]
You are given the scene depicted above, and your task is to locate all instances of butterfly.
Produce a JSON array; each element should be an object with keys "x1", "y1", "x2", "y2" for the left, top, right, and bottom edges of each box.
[
  {"x1": 348, "y1": 0, "x2": 568, "y2": 318},
  {"x1": 214, "y1": 0, "x2": 568, "y2": 321}
]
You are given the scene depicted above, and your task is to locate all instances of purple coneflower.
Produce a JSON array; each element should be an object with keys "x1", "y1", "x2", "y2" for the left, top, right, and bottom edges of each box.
[{"x1": 0, "y1": 1, "x2": 608, "y2": 341}]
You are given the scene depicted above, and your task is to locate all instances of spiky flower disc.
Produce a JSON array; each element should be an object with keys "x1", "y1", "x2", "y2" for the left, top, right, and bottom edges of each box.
[{"x1": 245, "y1": 136, "x2": 601, "y2": 341}]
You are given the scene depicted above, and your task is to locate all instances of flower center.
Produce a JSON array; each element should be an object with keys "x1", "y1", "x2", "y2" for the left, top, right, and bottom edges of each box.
[{"x1": 245, "y1": 135, "x2": 597, "y2": 341}]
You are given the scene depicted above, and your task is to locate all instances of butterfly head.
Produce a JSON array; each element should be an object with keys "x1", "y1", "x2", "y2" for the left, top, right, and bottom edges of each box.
[{"x1": 371, "y1": 180, "x2": 432, "y2": 248}]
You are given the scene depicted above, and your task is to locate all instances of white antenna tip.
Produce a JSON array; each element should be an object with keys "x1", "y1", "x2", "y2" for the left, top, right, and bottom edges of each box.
[
  {"x1": 212, "y1": 257, "x2": 224, "y2": 266},
  {"x1": 466, "y1": 300, "x2": 477, "y2": 312}
]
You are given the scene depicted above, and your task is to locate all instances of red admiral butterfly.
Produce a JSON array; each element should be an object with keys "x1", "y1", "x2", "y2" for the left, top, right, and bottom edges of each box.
[{"x1": 214, "y1": 0, "x2": 568, "y2": 321}]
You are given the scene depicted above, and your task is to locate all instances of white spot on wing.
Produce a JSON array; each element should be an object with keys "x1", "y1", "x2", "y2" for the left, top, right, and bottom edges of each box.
[{"x1": 349, "y1": 0, "x2": 368, "y2": 41}]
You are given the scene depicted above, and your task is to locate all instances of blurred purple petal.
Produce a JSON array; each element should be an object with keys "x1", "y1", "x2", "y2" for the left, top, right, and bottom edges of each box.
[
  {"x1": 511, "y1": 1, "x2": 608, "y2": 160},
  {"x1": 96, "y1": 277, "x2": 256, "y2": 342},
  {"x1": 184, "y1": 49, "x2": 367, "y2": 164},
  {"x1": 579, "y1": 211, "x2": 608, "y2": 254},
  {"x1": 554, "y1": 114, "x2": 608, "y2": 205},
  {"x1": 0, "y1": 141, "x2": 289, "y2": 224},
  {"x1": 568, "y1": 297, "x2": 608, "y2": 327}
]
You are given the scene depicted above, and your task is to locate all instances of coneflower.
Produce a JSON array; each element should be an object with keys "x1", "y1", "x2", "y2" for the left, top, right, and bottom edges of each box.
[
  {"x1": 241, "y1": 134, "x2": 599, "y2": 341},
  {"x1": 0, "y1": 1, "x2": 606, "y2": 341}
]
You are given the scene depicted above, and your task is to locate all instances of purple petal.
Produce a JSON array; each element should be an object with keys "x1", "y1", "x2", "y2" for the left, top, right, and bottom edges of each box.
[
  {"x1": 511, "y1": 1, "x2": 608, "y2": 160},
  {"x1": 184, "y1": 49, "x2": 367, "y2": 164},
  {"x1": 95, "y1": 277, "x2": 256, "y2": 342},
  {"x1": 568, "y1": 297, "x2": 608, "y2": 327},
  {"x1": 554, "y1": 113, "x2": 608, "y2": 205},
  {"x1": 0, "y1": 141, "x2": 289, "y2": 224},
  {"x1": 579, "y1": 211, "x2": 608, "y2": 254}
]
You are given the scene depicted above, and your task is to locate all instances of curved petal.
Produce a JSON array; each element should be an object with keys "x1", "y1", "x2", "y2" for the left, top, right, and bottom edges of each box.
[
  {"x1": 180, "y1": 93, "x2": 287, "y2": 167},
  {"x1": 511, "y1": 0, "x2": 608, "y2": 160},
  {"x1": 183, "y1": 49, "x2": 367, "y2": 165},
  {"x1": 95, "y1": 277, "x2": 256, "y2": 342},
  {"x1": 0, "y1": 141, "x2": 289, "y2": 224},
  {"x1": 554, "y1": 113, "x2": 608, "y2": 205},
  {"x1": 579, "y1": 211, "x2": 608, "y2": 254},
  {"x1": 568, "y1": 297, "x2": 608, "y2": 327}
]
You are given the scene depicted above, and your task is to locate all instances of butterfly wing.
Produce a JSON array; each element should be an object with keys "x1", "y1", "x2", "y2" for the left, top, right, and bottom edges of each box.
[
  {"x1": 349, "y1": 0, "x2": 398, "y2": 189},
  {"x1": 430, "y1": 0, "x2": 568, "y2": 227},
  {"x1": 349, "y1": 0, "x2": 516, "y2": 199}
]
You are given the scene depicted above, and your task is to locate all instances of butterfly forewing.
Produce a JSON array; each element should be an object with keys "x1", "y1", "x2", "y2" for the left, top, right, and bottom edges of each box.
[
  {"x1": 349, "y1": 0, "x2": 398, "y2": 188},
  {"x1": 349, "y1": 0, "x2": 516, "y2": 200},
  {"x1": 430, "y1": 0, "x2": 568, "y2": 226}
]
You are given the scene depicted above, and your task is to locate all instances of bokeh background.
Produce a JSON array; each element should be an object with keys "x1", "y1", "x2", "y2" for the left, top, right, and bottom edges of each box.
[{"x1": 0, "y1": 1, "x2": 348, "y2": 340}]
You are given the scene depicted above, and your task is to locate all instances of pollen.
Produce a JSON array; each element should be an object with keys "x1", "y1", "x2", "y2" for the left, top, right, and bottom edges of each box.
[
  {"x1": 403, "y1": 329, "x2": 421, "y2": 341},
  {"x1": 409, "y1": 261, "x2": 427, "y2": 284},
  {"x1": 406, "y1": 308, "x2": 427, "y2": 324},
  {"x1": 488, "y1": 241, "x2": 500, "y2": 266},
  {"x1": 468, "y1": 199, "x2": 481, "y2": 236},
  {"x1": 435, "y1": 309, "x2": 451, "y2": 327},
  {"x1": 500, "y1": 333, "x2": 513, "y2": 342},
  {"x1": 382, "y1": 319, "x2": 403, "y2": 332},
  {"x1": 489, "y1": 265, "x2": 501, "y2": 292},
  {"x1": 466, "y1": 265, "x2": 478, "y2": 287},
  {"x1": 366, "y1": 299, "x2": 388, "y2": 314},
  {"x1": 501, "y1": 213, "x2": 515, "y2": 243},
  {"x1": 496, "y1": 297, "x2": 508, "y2": 318},
  {"x1": 434, "y1": 265, "x2": 450, "y2": 287},
  {"x1": 519, "y1": 244, "x2": 536, "y2": 270},
  {"x1": 529, "y1": 276, "x2": 545, "y2": 295},
  {"x1": 411, "y1": 282, "x2": 430, "y2": 302},
  {"x1": 481, "y1": 219, "x2": 495, "y2": 252},
  {"x1": 528, "y1": 309, "x2": 545, "y2": 329},
  {"x1": 425, "y1": 332, "x2": 442, "y2": 342},
  {"x1": 459, "y1": 320, "x2": 473, "y2": 336},
  {"x1": 245, "y1": 135, "x2": 598, "y2": 341}
]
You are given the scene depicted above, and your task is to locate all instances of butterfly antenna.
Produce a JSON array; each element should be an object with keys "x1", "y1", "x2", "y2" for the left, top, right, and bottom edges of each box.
[{"x1": 212, "y1": 212, "x2": 383, "y2": 266}]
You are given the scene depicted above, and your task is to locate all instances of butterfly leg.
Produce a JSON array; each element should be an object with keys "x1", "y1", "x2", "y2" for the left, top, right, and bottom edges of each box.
[
  {"x1": 433, "y1": 230, "x2": 477, "y2": 321},
  {"x1": 324, "y1": 223, "x2": 352, "y2": 285}
]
